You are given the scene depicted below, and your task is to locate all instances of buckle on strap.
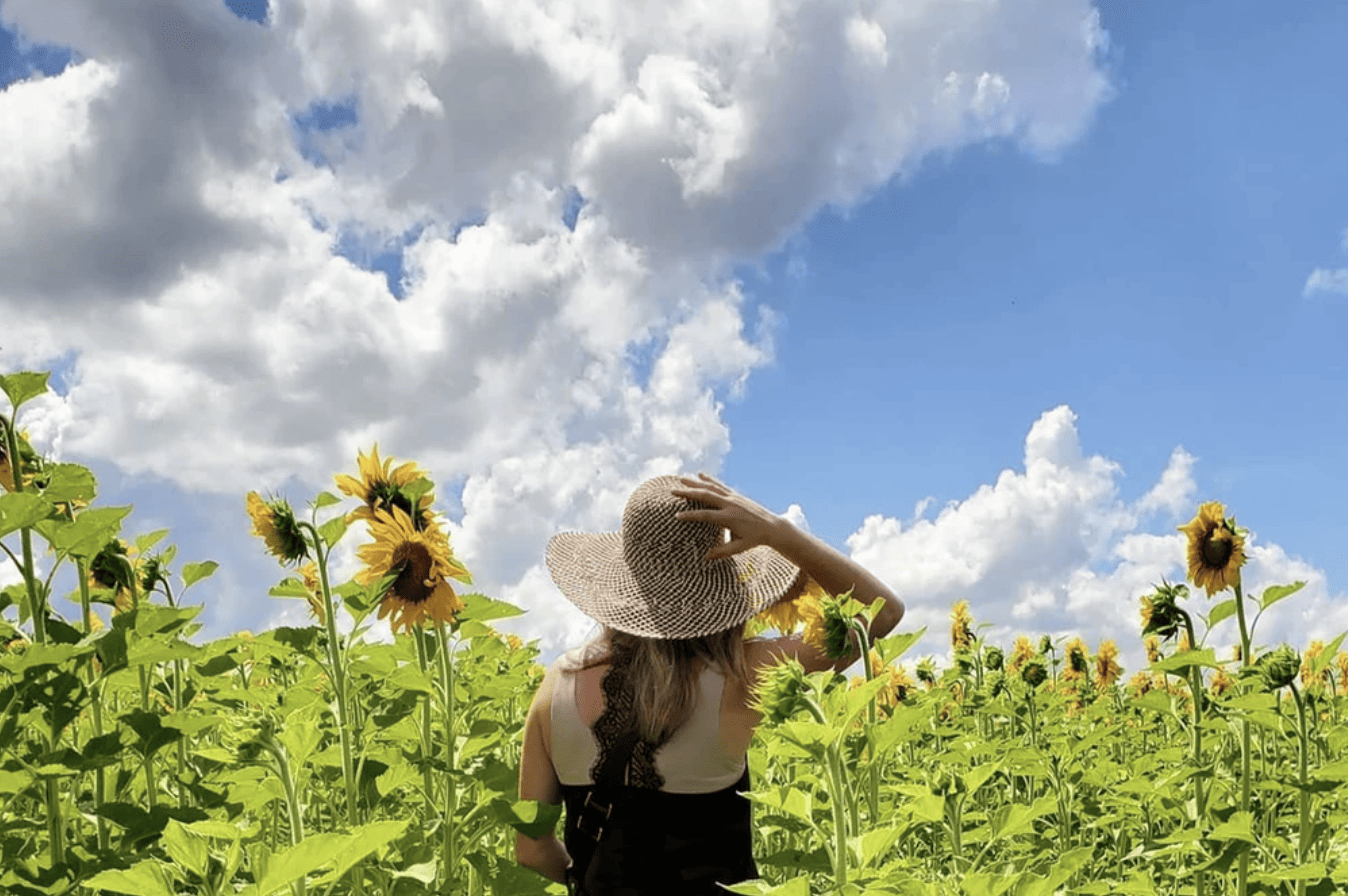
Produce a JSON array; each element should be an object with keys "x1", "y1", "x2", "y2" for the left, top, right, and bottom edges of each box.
[{"x1": 576, "y1": 792, "x2": 613, "y2": 841}]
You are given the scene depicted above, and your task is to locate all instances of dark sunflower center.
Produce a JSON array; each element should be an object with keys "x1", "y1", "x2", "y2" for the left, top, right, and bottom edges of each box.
[
  {"x1": 1201, "y1": 529, "x2": 1234, "y2": 569},
  {"x1": 390, "y1": 543, "x2": 436, "y2": 605},
  {"x1": 370, "y1": 483, "x2": 418, "y2": 524}
]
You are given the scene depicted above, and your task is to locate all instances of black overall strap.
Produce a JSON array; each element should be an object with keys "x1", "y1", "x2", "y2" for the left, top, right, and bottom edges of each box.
[{"x1": 574, "y1": 727, "x2": 640, "y2": 842}]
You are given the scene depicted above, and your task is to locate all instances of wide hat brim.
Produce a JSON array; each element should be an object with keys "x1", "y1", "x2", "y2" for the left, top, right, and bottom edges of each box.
[{"x1": 546, "y1": 477, "x2": 803, "y2": 639}]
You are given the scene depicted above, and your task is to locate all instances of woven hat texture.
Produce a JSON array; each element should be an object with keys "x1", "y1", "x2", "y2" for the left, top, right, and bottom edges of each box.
[{"x1": 547, "y1": 476, "x2": 802, "y2": 639}]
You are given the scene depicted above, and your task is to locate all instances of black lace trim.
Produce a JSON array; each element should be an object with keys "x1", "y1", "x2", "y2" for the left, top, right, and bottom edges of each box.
[{"x1": 589, "y1": 641, "x2": 665, "y2": 791}]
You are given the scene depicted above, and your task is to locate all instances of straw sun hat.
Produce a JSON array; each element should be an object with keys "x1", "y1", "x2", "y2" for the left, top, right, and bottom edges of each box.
[{"x1": 546, "y1": 475, "x2": 803, "y2": 639}]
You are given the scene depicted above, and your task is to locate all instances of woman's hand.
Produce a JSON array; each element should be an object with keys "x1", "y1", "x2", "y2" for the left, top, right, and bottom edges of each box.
[{"x1": 671, "y1": 473, "x2": 788, "y2": 561}]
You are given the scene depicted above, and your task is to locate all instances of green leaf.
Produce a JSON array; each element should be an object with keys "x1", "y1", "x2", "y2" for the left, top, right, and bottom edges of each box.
[
  {"x1": 1207, "y1": 598, "x2": 1238, "y2": 629},
  {"x1": 492, "y1": 799, "x2": 563, "y2": 839},
  {"x1": 40, "y1": 506, "x2": 132, "y2": 559},
  {"x1": 41, "y1": 463, "x2": 97, "y2": 504},
  {"x1": 1260, "y1": 581, "x2": 1306, "y2": 610},
  {"x1": 1311, "y1": 632, "x2": 1346, "y2": 673},
  {"x1": 134, "y1": 529, "x2": 170, "y2": 554},
  {"x1": 0, "y1": 492, "x2": 56, "y2": 538},
  {"x1": 161, "y1": 819, "x2": 209, "y2": 879},
  {"x1": 874, "y1": 627, "x2": 927, "y2": 663},
  {"x1": 1150, "y1": 648, "x2": 1218, "y2": 674},
  {"x1": 0, "y1": 371, "x2": 50, "y2": 411},
  {"x1": 723, "y1": 875, "x2": 812, "y2": 895},
  {"x1": 458, "y1": 592, "x2": 524, "y2": 623},
  {"x1": 269, "y1": 577, "x2": 311, "y2": 598},
  {"x1": 312, "y1": 491, "x2": 342, "y2": 510},
  {"x1": 318, "y1": 514, "x2": 348, "y2": 548},
  {"x1": 242, "y1": 821, "x2": 407, "y2": 895},
  {"x1": 85, "y1": 861, "x2": 179, "y2": 896},
  {"x1": 180, "y1": 561, "x2": 218, "y2": 589},
  {"x1": 1209, "y1": 811, "x2": 1256, "y2": 842}
]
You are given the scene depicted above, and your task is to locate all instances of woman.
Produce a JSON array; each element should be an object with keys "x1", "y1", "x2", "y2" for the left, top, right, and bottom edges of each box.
[{"x1": 516, "y1": 473, "x2": 904, "y2": 894}]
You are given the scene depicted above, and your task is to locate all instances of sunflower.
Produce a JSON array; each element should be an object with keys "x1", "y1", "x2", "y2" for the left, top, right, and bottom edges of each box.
[
  {"x1": 246, "y1": 492, "x2": 309, "y2": 565},
  {"x1": 1335, "y1": 651, "x2": 1348, "y2": 696},
  {"x1": 1300, "y1": 640, "x2": 1327, "y2": 691},
  {"x1": 950, "y1": 600, "x2": 974, "y2": 651},
  {"x1": 1210, "y1": 667, "x2": 1235, "y2": 697},
  {"x1": 1007, "y1": 636, "x2": 1036, "y2": 674},
  {"x1": 1062, "y1": 637, "x2": 1089, "y2": 683},
  {"x1": 751, "y1": 576, "x2": 825, "y2": 636},
  {"x1": 1095, "y1": 639, "x2": 1122, "y2": 689},
  {"x1": 356, "y1": 506, "x2": 471, "y2": 634},
  {"x1": 1144, "y1": 635, "x2": 1162, "y2": 664},
  {"x1": 335, "y1": 445, "x2": 434, "y2": 529},
  {"x1": 1128, "y1": 671, "x2": 1155, "y2": 698},
  {"x1": 1178, "y1": 502, "x2": 1246, "y2": 595}
]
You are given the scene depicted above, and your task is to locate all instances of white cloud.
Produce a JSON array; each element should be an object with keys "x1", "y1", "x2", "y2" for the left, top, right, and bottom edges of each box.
[
  {"x1": 0, "y1": 0, "x2": 1113, "y2": 654},
  {"x1": 1304, "y1": 268, "x2": 1348, "y2": 297},
  {"x1": 842, "y1": 407, "x2": 1344, "y2": 677}
]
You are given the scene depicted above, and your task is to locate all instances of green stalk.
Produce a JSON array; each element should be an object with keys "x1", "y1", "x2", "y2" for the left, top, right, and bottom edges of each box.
[
  {"x1": 303, "y1": 524, "x2": 363, "y2": 896},
  {"x1": 803, "y1": 694, "x2": 848, "y2": 890},
  {"x1": 850, "y1": 620, "x2": 879, "y2": 825},
  {"x1": 77, "y1": 561, "x2": 110, "y2": 852},
  {"x1": 6, "y1": 420, "x2": 67, "y2": 866},
  {"x1": 435, "y1": 620, "x2": 458, "y2": 888},
  {"x1": 1232, "y1": 581, "x2": 1253, "y2": 896},
  {"x1": 1290, "y1": 685, "x2": 1311, "y2": 896},
  {"x1": 262, "y1": 738, "x2": 307, "y2": 896},
  {"x1": 1182, "y1": 613, "x2": 1205, "y2": 896},
  {"x1": 414, "y1": 631, "x2": 436, "y2": 822}
]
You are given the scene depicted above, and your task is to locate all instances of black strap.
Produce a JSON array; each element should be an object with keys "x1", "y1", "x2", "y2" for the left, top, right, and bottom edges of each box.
[{"x1": 574, "y1": 728, "x2": 640, "y2": 842}]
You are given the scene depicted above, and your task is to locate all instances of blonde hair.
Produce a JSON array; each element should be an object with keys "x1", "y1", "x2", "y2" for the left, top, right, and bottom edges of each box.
[{"x1": 570, "y1": 624, "x2": 752, "y2": 745}]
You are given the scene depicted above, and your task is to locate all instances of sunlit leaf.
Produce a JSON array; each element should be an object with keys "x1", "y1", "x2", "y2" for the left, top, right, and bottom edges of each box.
[
  {"x1": 41, "y1": 463, "x2": 97, "y2": 504},
  {"x1": 1259, "y1": 581, "x2": 1306, "y2": 610},
  {"x1": 181, "y1": 560, "x2": 218, "y2": 588},
  {"x1": 0, "y1": 492, "x2": 56, "y2": 538},
  {"x1": 491, "y1": 799, "x2": 563, "y2": 839},
  {"x1": 85, "y1": 860, "x2": 179, "y2": 896},
  {"x1": 0, "y1": 371, "x2": 50, "y2": 411}
]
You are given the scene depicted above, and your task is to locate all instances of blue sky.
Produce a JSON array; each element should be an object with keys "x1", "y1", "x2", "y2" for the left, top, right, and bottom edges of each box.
[{"x1": 1, "y1": 0, "x2": 1344, "y2": 670}]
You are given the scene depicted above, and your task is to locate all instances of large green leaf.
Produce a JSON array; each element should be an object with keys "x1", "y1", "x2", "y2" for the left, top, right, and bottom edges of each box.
[
  {"x1": 458, "y1": 592, "x2": 524, "y2": 623},
  {"x1": 180, "y1": 560, "x2": 218, "y2": 588},
  {"x1": 161, "y1": 820, "x2": 209, "y2": 879},
  {"x1": 0, "y1": 371, "x2": 50, "y2": 411},
  {"x1": 85, "y1": 861, "x2": 178, "y2": 896},
  {"x1": 1150, "y1": 648, "x2": 1218, "y2": 674},
  {"x1": 39, "y1": 506, "x2": 132, "y2": 559},
  {"x1": 491, "y1": 799, "x2": 563, "y2": 839},
  {"x1": 40, "y1": 463, "x2": 97, "y2": 504},
  {"x1": 0, "y1": 492, "x2": 55, "y2": 538},
  {"x1": 240, "y1": 820, "x2": 407, "y2": 896},
  {"x1": 1259, "y1": 581, "x2": 1306, "y2": 610}
]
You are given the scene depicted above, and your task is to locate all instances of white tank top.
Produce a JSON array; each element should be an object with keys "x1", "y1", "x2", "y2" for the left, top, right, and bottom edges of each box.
[{"x1": 549, "y1": 648, "x2": 747, "y2": 794}]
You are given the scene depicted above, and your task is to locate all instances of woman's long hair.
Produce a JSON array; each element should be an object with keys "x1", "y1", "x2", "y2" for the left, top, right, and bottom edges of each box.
[{"x1": 569, "y1": 623, "x2": 752, "y2": 746}]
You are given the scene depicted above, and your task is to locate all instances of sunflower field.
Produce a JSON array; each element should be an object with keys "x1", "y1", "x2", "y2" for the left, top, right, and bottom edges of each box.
[{"x1": 3, "y1": 368, "x2": 1347, "y2": 896}]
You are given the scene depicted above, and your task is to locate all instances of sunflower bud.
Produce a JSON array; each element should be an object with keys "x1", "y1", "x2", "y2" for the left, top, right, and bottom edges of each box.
[
  {"x1": 1021, "y1": 658, "x2": 1048, "y2": 688},
  {"x1": 752, "y1": 658, "x2": 812, "y2": 726},
  {"x1": 984, "y1": 645, "x2": 1005, "y2": 672},
  {"x1": 819, "y1": 597, "x2": 854, "y2": 660},
  {"x1": 916, "y1": 658, "x2": 937, "y2": 687},
  {"x1": 1039, "y1": 635, "x2": 1054, "y2": 656},
  {"x1": 1254, "y1": 645, "x2": 1300, "y2": 692}
]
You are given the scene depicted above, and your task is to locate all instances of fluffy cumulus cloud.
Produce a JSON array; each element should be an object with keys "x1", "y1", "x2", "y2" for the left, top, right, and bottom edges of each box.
[
  {"x1": 845, "y1": 407, "x2": 1348, "y2": 677},
  {"x1": 1, "y1": 0, "x2": 1111, "y2": 654}
]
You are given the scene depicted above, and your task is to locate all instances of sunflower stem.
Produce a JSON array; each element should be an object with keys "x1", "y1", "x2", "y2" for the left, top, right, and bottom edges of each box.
[
  {"x1": 435, "y1": 620, "x2": 459, "y2": 888},
  {"x1": 1182, "y1": 612, "x2": 1205, "y2": 896},
  {"x1": 414, "y1": 629, "x2": 437, "y2": 824},
  {"x1": 76, "y1": 560, "x2": 110, "y2": 852},
  {"x1": 1232, "y1": 580, "x2": 1253, "y2": 896},
  {"x1": 1290, "y1": 684, "x2": 1312, "y2": 896},
  {"x1": 305, "y1": 524, "x2": 364, "y2": 896},
  {"x1": 850, "y1": 619, "x2": 881, "y2": 825}
]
